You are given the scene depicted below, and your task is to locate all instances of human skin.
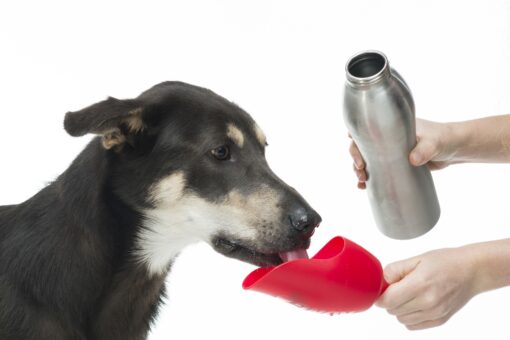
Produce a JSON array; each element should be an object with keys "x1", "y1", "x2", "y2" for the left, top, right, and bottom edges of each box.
[{"x1": 348, "y1": 115, "x2": 510, "y2": 330}]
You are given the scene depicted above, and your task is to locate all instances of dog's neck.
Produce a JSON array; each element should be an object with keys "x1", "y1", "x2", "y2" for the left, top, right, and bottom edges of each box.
[
  {"x1": 57, "y1": 139, "x2": 112, "y2": 207},
  {"x1": 57, "y1": 138, "x2": 184, "y2": 275},
  {"x1": 48, "y1": 138, "x2": 142, "y2": 262},
  {"x1": 54, "y1": 139, "x2": 206, "y2": 276}
]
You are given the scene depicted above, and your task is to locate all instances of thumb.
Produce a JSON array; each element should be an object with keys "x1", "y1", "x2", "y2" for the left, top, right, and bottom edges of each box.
[
  {"x1": 376, "y1": 257, "x2": 421, "y2": 308},
  {"x1": 383, "y1": 257, "x2": 421, "y2": 284},
  {"x1": 409, "y1": 139, "x2": 439, "y2": 167}
]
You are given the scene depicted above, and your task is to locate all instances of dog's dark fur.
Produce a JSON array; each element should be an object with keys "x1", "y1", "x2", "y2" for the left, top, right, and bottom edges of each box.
[{"x1": 0, "y1": 82, "x2": 320, "y2": 340}]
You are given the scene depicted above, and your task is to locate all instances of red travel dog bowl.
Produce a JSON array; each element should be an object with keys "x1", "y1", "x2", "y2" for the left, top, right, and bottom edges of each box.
[{"x1": 242, "y1": 236, "x2": 388, "y2": 313}]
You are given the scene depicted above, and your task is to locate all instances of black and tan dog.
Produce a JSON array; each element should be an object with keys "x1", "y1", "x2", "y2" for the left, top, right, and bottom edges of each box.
[{"x1": 0, "y1": 82, "x2": 321, "y2": 340}]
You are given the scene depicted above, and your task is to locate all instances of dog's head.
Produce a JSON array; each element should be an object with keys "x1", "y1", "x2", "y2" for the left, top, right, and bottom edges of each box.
[{"x1": 64, "y1": 82, "x2": 321, "y2": 274}]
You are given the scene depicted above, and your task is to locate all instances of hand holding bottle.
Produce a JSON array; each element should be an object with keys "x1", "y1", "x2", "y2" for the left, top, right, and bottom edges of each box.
[{"x1": 349, "y1": 118, "x2": 456, "y2": 189}]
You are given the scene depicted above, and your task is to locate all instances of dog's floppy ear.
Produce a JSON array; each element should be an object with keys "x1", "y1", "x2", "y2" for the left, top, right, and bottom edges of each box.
[{"x1": 64, "y1": 97, "x2": 145, "y2": 150}]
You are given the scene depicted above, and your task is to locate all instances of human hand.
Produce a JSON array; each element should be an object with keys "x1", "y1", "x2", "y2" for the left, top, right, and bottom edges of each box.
[
  {"x1": 375, "y1": 247, "x2": 479, "y2": 330},
  {"x1": 349, "y1": 118, "x2": 457, "y2": 189}
]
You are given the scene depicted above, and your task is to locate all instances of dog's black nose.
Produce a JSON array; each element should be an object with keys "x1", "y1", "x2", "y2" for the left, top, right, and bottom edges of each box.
[{"x1": 288, "y1": 208, "x2": 322, "y2": 233}]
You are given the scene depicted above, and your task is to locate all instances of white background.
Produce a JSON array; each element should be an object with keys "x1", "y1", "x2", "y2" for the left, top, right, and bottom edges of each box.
[{"x1": 1, "y1": 1, "x2": 510, "y2": 339}]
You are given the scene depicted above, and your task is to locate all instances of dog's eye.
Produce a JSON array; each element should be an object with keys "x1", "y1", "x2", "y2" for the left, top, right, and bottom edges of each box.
[{"x1": 211, "y1": 146, "x2": 231, "y2": 161}]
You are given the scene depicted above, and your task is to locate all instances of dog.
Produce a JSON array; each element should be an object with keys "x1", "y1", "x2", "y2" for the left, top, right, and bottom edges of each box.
[{"x1": 0, "y1": 81, "x2": 321, "y2": 340}]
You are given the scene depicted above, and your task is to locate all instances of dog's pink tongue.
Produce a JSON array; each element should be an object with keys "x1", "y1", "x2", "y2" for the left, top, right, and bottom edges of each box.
[{"x1": 279, "y1": 249, "x2": 309, "y2": 262}]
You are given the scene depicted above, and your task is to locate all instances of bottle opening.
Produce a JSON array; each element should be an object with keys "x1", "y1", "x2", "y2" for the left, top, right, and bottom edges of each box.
[{"x1": 346, "y1": 51, "x2": 388, "y2": 84}]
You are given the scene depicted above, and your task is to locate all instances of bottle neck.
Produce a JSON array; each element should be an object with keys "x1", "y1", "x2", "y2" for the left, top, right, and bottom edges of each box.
[{"x1": 345, "y1": 50, "x2": 390, "y2": 86}]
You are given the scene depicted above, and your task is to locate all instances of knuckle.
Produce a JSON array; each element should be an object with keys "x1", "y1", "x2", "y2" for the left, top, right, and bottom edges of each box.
[
  {"x1": 406, "y1": 324, "x2": 421, "y2": 331},
  {"x1": 429, "y1": 317, "x2": 448, "y2": 329},
  {"x1": 435, "y1": 303, "x2": 452, "y2": 322},
  {"x1": 435, "y1": 317, "x2": 447, "y2": 327},
  {"x1": 437, "y1": 315, "x2": 450, "y2": 326},
  {"x1": 382, "y1": 263, "x2": 394, "y2": 273},
  {"x1": 433, "y1": 304, "x2": 449, "y2": 318},
  {"x1": 386, "y1": 308, "x2": 398, "y2": 316},
  {"x1": 356, "y1": 170, "x2": 366, "y2": 180},
  {"x1": 397, "y1": 314, "x2": 413, "y2": 325},
  {"x1": 375, "y1": 297, "x2": 389, "y2": 309},
  {"x1": 422, "y1": 292, "x2": 438, "y2": 308}
]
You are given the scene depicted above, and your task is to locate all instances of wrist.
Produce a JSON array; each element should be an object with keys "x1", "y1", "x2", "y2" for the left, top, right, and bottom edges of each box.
[
  {"x1": 443, "y1": 121, "x2": 471, "y2": 163},
  {"x1": 459, "y1": 243, "x2": 488, "y2": 296},
  {"x1": 461, "y1": 239, "x2": 510, "y2": 295}
]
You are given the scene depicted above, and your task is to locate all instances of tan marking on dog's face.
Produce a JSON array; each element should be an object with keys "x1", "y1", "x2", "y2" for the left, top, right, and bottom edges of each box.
[
  {"x1": 149, "y1": 171, "x2": 186, "y2": 208},
  {"x1": 253, "y1": 123, "x2": 267, "y2": 147},
  {"x1": 225, "y1": 185, "x2": 280, "y2": 225},
  {"x1": 102, "y1": 128, "x2": 126, "y2": 150},
  {"x1": 227, "y1": 123, "x2": 245, "y2": 148}
]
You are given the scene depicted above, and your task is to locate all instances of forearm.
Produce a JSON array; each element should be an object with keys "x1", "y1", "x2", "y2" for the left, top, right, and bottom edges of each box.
[
  {"x1": 463, "y1": 238, "x2": 510, "y2": 295},
  {"x1": 449, "y1": 115, "x2": 510, "y2": 163}
]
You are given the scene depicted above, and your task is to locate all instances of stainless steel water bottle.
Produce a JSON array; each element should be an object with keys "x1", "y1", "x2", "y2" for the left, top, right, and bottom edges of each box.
[{"x1": 343, "y1": 50, "x2": 440, "y2": 239}]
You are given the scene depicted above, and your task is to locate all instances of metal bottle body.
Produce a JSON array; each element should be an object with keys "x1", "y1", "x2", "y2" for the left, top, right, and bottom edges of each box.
[{"x1": 343, "y1": 51, "x2": 440, "y2": 239}]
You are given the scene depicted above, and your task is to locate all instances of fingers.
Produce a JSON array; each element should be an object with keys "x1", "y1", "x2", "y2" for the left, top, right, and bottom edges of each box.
[
  {"x1": 376, "y1": 258, "x2": 421, "y2": 310},
  {"x1": 352, "y1": 163, "x2": 367, "y2": 189},
  {"x1": 349, "y1": 141, "x2": 367, "y2": 188},
  {"x1": 381, "y1": 283, "x2": 450, "y2": 330},
  {"x1": 395, "y1": 304, "x2": 449, "y2": 325},
  {"x1": 353, "y1": 163, "x2": 366, "y2": 181},
  {"x1": 409, "y1": 138, "x2": 439, "y2": 167},
  {"x1": 376, "y1": 279, "x2": 417, "y2": 311},
  {"x1": 383, "y1": 293, "x2": 451, "y2": 330},
  {"x1": 383, "y1": 257, "x2": 421, "y2": 284},
  {"x1": 389, "y1": 295, "x2": 443, "y2": 320},
  {"x1": 387, "y1": 299, "x2": 419, "y2": 317},
  {"x1": 405, "y1": 317, "x2": 449, "y2": 331},
  {"x1": 394, "y1": 308, "x2": 450, "y2": 330},
  {"x1": 397, "y1": 311, "x2": 427, "y2": 326},
  {"x1": 349, "y1": 141, "x2": 365, "y2": 170}
]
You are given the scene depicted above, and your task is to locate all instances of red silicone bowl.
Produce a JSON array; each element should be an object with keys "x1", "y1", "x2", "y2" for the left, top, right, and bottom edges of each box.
[{"x1": 242, "y1": 236, "x2": 388, "y2": 313}]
